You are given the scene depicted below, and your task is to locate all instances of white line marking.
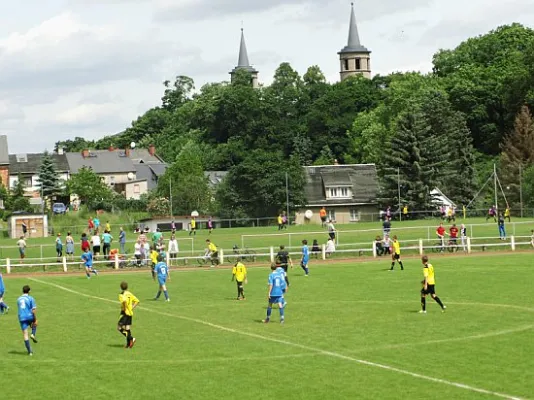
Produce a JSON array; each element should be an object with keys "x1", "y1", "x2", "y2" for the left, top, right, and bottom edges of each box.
[{"x1": 29, "y1": 278, "x2": 526, "y2": 400}]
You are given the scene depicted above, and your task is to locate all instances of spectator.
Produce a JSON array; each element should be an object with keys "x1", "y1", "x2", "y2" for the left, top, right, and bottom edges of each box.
[
  {"x1": 277, "y1": 214, "x2": 283, "y2": 231},
  {"x1": 326, "y1": 238, "x2": 336, "y2": 258},
  {"x1": 134, "y1": 240, "x2": 142, "y2": 266},
  {"x1": 93, "y1": 216, "x2": 100, "y2": 231},
  {"x1": 119, "y1": 227, "x2": 126, "y2": 255},
  {"x1": 504, "y1": 205, "x2": 511, "y2": 222},
  {"x1": 55, "y1": 233, "x2": 63, "y2": 260},
  {"x1": 382, "y1": 218, "x2": 391, "y2": 237},
  {"x1": 436, "y1": 222, "x2": 446, "y2": 251},
  {"x1": 105, "y1": 221, "x2": 111, "y2": 233},
  {"x1": 460, "y1": 224, "x2": 467, "y2": 252},
  {"x1": 374, "y1": 236, "x2": 384, "y2": 256},
  {"x1": 311, "y1": 239, "x2": 320, "y2": 259},
  {"x1": 402, "y1": 205, "x2": 408, "y2": 220},
  {"x1": 319, "y1": 207, "x2": 327, "y2": 227},
  {"x1": 91, "y1": 230, "x2": 101, "y2": 258},
  {"x1": 88, "y1": 218, "x2": 94, "y2": 234},
  {"x1": 81, "y1": 233, "x2": 90, "y2": 253},
  {"x1": 102, "y1": 230, "x2": 113, "y2": 260},
  {"x1": 208, "y1": 217, "x2": 213, "y2": 234},
  {"x1": 498, "y1": 213, "x2": 506, "y2": 240},
  {"x1": 383, "y1": 235, "x2": 391, "y2": 255},
  {"x1": 327, "y1": 220, "x2": 336, "y2": 240},
  {"x1": 17, "y1": 236, "x2": 27, "y2": 262},
  {"x1": 66, "y1": 232, "x2": 75, "y2": 260},
  {"x1": 168, "y1": 235, "x2": 179, "y2": 263}
]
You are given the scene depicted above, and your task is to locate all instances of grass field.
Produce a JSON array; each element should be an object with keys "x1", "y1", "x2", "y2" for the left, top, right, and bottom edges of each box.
[
  {"x1": 0, "y1": 253, "x2": 532, "y2": 399},
  {"x1": 1, "y1": 217, "x2": 534, "y2": 268}
]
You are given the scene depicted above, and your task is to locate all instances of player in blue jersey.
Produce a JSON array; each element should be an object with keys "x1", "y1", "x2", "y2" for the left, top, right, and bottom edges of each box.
[
  {"x1": 17, "y1": 285, "x2": 38, "y2": 355},
  {"x1": 263, "y1": 264, "x2": 287, "y2": 324},
  {"x1": 0, "y1": 272, "x2": 9, "y2": 314},
  {"x1": 274, "y1": 263, "x2": 288, "y2": 306},
  {"x1": 81, "y1": 249, "x2": 98, "y2": 279},
  {"x1": 153, "y1": 255, "x2": 171, "y2": 302},
  {"x1": 300, "y1": 240, "x2": 310, "y2": 276}
]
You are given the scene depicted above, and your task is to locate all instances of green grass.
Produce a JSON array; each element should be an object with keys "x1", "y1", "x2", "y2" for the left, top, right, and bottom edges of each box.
[
  {"x1": 0, "y1": 253, "x2": 533, "y2": 399},
  {"x1": 1, "y1": 216, "x2": 534, "y2": 265}
]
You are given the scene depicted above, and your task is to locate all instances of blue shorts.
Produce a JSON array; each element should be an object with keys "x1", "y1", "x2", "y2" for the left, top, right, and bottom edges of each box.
[
  {"x1": 158, "y1": 277, "x2": 167, "y2": 286},
  {"x1": 269, "y1": 296, "x2": 284, "y2": 305},
  {"x1": 85, "y1": 265, "x2": 93, "y2": 269},
  {"x1": 301, "y1": 261, "x2": 308, "y2": 267},
  {"x1": 19, "y1": 319, "x2": 35, "y2": 331},
  {"x1": 0, "y1": 291, "x2": 4, "y2": 298}
]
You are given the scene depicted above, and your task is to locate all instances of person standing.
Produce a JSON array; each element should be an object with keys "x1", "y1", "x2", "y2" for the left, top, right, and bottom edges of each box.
[
  {"x1": 275, "y1": 245, "x2": 292, "y2": 286},
  {"x1": 21, "y1": 221, "x2": 28, "y2": 237},
  {"x1": 102, "y1": 230, "x2": 113, "y2": 259},
  {"x1": 105, "y1": 221, "x2": 111, "y2": 233},
  {"x1": 460, "y1": 224, "x2": 467, "y2": 252},
  {"x1": 420, "y1": 256, "x2": 446, "y2": 314},
  {"x1": 93, "y1": 216, "x2": 100, "y2": 232},
  {"x1": 390, "y1": 235, "x2": 404, "y2": 271},
  {"x1": 319, "y1": 207, "x2": 327, "y2": 227},
  {"x1": 0, "y1": 272, "x2": 8, "y2": 314},
  {"x1": 17, "y1": 285, "x2": 38, "y2": 355},
  {"x1": 153, "y1": 255, "x2": 171, "y2": 302},
  {"x1": 81, "y1": 233, "x2": 90, "y2": 253},
  {"x1": 167, "y1": 234, "x2": 179, "y2": 263},
  {"x1": 91, "y1": 231, "x2": 101, "y2": 259},
  {"x1": 55, "y1": 233, "x2": 63, "y2": 261},
  {"x1": 498, "y1": 213, "x2": 506, "y2": 240},
  {"x1": 504, "y1": 206, "x2": 511, "y2": 222},
  {"x1": 207, "y1": 216, "x2": 213, "y2": 234},
  {"x1": 300, "y1": 240, "x2": 310, "y2": 276},
  {"x1": 382, "y1": 218, "x2": 391, "y2": 237},
  {"x1": 436, "y1": 223, "x2": 446, "y2": 252},
  {"x1": 17, "y1": 235, "x2": 27, "y2": 262},
  {"x1": 117, "y1": 281, "x2": 139, "y2": 348},
  {"x1": 262, "y1": 264, "x2": 287, "y2": 324},
  {"x1": 87, "y1": 218, "x2": 94, "y2": 235},
  {"x1": 402, "y1": 205, "x2": 408, "y2": 220},
  {"x1": 277, "y1": 214, "x2": 283, "y2": 231},
  {"x1": 189, "y1": 219, "x2": 197, "y2": 236},
  {"x1": 65, "y1": 232, "x2": 75, "y2": 260},
  {"x1": 152, "y1": 228, "x2": 162, "y2": 247},
  {"x1": 231, "y1": 258, "x2": 247, "y2": 300},
  {"x1": 119, "y1": 227, "x2": 126, "y2": 255}
]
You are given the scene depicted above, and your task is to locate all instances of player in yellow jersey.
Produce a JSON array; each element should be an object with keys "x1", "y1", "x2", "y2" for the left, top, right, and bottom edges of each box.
[
  {"x1": 420, "y1": 255, "x2": 446, "y2": 313},
  {"x1": 117, "y1": 281, "x2": 140, "y2": 348},
  {"x1": 390, "y1": 235, "x2": 404, "y2": 271},
  {"x1": 231, "y1": 258, "x2": 247, "y2": 300}
]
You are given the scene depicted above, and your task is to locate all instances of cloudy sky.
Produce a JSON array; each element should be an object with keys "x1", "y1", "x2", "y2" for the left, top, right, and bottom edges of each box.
[{"x1": 1, "y1": 0, "x2": 534, "y2": 153}]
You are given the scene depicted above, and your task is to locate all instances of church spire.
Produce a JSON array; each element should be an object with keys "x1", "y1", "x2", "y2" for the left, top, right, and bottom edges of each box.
[
  {"x1": 338, "y1": 3, "x2": 371, "y2": 80},
  {"x1": 230, "y1": 27, "x2": 259, "y2": 88}
]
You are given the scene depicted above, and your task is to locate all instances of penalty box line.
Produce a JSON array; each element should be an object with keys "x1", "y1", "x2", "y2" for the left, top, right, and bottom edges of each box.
[{"x1": 29, "y1": 277, "x2": 525, "y2": 400}]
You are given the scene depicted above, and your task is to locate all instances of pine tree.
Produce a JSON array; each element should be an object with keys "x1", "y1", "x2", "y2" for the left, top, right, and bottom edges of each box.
[
  {"x1": 313, "y1": 145, "x2": 335, "y2": 165},
  {"x1": 500, "y1": 105, "x2": 534, "y2": 207},
  {"x1": 37, "y1": 151, "x2": 61, "y2": 199}
]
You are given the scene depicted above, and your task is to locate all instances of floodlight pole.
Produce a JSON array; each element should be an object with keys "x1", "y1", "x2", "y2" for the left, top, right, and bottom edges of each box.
[
  {"x1": 285, "y1": 172, "x2": 290, "y2": 222},
  {"x1": 519, "y1": 164, "x2": 523, "y2": 218},
  {"x1": 397, "y1": 168, "x2": 401, "y2": 221},
  {"x1": 169, "y1": 178, "x2": 173, "y2": 219},
  {"x1": 494, "y1": 163, "x2": 498, "y2": 214}
]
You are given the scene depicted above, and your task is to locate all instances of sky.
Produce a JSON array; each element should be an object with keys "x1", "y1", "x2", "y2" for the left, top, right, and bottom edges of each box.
[{"x1": 1, "y1": 0, "x2": 534, "y2": 154}]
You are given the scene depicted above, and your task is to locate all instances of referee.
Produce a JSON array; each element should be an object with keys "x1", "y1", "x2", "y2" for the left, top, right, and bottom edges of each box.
[{"x1": 276, "y1": 245, "x2": 293, "y2": 286}]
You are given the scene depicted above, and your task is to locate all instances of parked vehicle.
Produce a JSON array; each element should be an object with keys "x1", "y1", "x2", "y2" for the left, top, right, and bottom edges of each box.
[{"x1": 52, "y1": 203, "x2": 67, "y2": 215}]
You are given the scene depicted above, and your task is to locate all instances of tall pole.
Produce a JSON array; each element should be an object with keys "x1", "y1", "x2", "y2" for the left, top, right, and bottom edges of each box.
[
  {"x1": 285, "y1": 172, "x2": 290, "y2": 222},
  {"x1": 494, "y1": 163, "x2": 498, "y2": 213},
  {"x1": 169, "y1": 178, "x2": 173, "y2": 218},
  {"x1": 397, "y1": 168, "x2": 401, "y2": 221},
  {"x1": 519, "y1": 164, "x2": 523, "y2": 218}
]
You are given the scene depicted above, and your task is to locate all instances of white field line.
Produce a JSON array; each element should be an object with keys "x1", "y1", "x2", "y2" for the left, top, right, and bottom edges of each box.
[{"x1": 29, "y1": 278, "x2": 526, "y2": 400}]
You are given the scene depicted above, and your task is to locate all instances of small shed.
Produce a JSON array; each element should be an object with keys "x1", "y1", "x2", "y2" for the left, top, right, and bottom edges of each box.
[{"x1": 8, "y1": 214, "x2": 49, "y2": 238}]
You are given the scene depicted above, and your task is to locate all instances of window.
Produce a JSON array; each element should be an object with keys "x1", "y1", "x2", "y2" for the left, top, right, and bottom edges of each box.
[
  {"x1": 327, "y1": 187, "x2": 351, "y2": 199},
  {"x1": 133, "y1": 184, "x2": 140, "y2": 194},
  {"x1": 329, "y1": 188, "x2": 337, "y2": 197},
  {"x1": 24, "y1": 178, "x2": 32, "y2": 187},
  {"x1": 367, "y1": 58, "x2": 370, "y2": 70},
  {"x1": 344, "y1": 59, "x2": 349, "y2": 71},
  {"x1": 355, "y1": 58, "x2": 361, "y2": 70},
  {"x1": 350, "y1": 209, "x2": 360, "y2": 221},
  {"x1": 340, "y1": 187, "x2": 348, "y2": 197}
]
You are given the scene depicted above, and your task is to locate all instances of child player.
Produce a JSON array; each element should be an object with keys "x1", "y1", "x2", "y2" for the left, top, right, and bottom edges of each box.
[
  {"x1": 0, "y1": 271, "x2": 8, "y2": 314},
  {"x1": 263, "y1": 264, "x2": 287, "y2": 324},
  {"x1": 17, "y1": 285, "x2": 38, "y2": 355},
  {"x1": 420, "y1": 255, "x2": 446, "y2": 313},
  {"x1": 81, "y1": 249, "x2": 98, "y2": 278},
  {"x1": 390, "y1": 235, "x2": 404, "y2": 271},
  {"x1": 153, "y1": 255, "x2": 170, "y2": 302},
  {"x1": 300, "y1": 240, "x2": 310, "y2": 276},
  {"x1": 231, "y1": 257, "x2": 247, "y2": 300}
]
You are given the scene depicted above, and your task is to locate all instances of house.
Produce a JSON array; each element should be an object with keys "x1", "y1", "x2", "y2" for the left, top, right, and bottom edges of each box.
[
  {"x1": 65, "y1": 145, "x2": 167, "y2": 199},
  {"x1": 0, "y1": 135, "x2": 8, "y2": 209},
  {"x1": 8, "y1": 152, "x2": 70, "y2": 196},
  {"x1": 295, "y1": 164, "x2": 379, "y2": 224}
]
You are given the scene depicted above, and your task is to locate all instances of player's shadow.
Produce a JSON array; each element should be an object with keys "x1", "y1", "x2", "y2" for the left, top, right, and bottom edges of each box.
[
  {"x1": 8, "y1": 350, "x2": 29, "y2": 356},
  {"x1": 107, "y1": 344, "x2": 126, "y2": 348}
]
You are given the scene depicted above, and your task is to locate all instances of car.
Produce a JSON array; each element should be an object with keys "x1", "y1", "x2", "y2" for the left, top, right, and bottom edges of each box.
[{"x1": 52, "y1": 203, "x2": 67, "y2": 215}]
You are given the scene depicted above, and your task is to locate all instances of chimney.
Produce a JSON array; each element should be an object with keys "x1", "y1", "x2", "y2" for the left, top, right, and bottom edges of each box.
[
  {"x1": 148, "y1": 144, "x2": 156, "y2": 156},
  {"x1": 57, "y1": 147, "x2": 64, "y2": 155},
  {"x1": 81, "y1": 149, "x2": 89, "y2": 158},
  {"x1": 125, "y1": 147, "x2": 130, "y2": 157},
  {"x1": 108, "y1": 146, "x2": 114, "y2": 152}
]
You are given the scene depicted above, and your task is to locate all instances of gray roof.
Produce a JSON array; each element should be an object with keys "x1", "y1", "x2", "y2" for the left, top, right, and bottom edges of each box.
[
  {"x1": 134, "y1": 163, "x2": 167, "y2": 190},
  {"x1": 230, "y1": 28, "x2": 258, "y2": 74},
  {"x1": 205, "y1": 171, "x2": 228, "y2": 187},
  {"x1": 66, "y1": 151, "x2": 136, "y2": 174},
  {"x1": 8, "y1": 153, "x2": 69, "y2": 175},
  {"x1": 339, "y1": 3, "x2": 370, "y2": 54},
  {"x1": 0, "y1": 135, "x2": 8, "y2": 165},
  {"x1": 303, "y1": 164, "x2": 378, "y2": 206},
  {"x1": 129, "y1": 148, "x2": 165, "y2": 163}
]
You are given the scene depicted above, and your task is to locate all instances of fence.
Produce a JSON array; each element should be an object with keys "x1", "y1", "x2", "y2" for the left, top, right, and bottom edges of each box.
[{"x1": 1, "y1": 235, "x2": 531, "y2": 274}]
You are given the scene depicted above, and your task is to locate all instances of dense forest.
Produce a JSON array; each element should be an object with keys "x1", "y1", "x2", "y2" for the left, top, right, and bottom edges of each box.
[{"x1": 53, "y1": 23, "x2": 534, "y2": 218}]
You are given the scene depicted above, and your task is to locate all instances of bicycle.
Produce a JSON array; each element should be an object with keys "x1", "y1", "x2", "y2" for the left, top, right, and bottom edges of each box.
[
  {"x1": 197, "y1": 253, "x2": 219, "y2": 266},
  {"x1": 226, "y1": 245, "x2": 257, "y2": 264}
]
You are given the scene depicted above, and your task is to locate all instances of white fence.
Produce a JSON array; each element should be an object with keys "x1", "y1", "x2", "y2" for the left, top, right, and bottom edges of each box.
[{"x1": 0, "y1": 235, "x2": 531, "y2": 274}]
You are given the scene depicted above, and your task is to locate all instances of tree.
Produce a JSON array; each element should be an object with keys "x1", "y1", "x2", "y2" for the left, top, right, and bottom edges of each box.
[
  {"x1": 36, "y1": 151, "x2": 61, "y2": 202},
  {"x1": 313, "y1": 145, "x2": 335, "y2": 166},
  {"x1": 157, "y1": 140, "x2": 211, "y2": 215},
  {"x1": 500, "y1": 105, "x2": 534, "y2": 206},
  {"x1": 6, "y1": 174, "x2": 31, "y2": 212},
  {"x1": 162, "y1": 75, "x2": 194, "y2": 112},
  {"x1": 66, "y1": 167, "x2": 113, "y2": 208}
]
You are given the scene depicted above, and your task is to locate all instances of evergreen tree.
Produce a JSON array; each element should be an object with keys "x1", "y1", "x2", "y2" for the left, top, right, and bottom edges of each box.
[
  {"x1": 37, "y1": 151, "x2": 61, "y2": 200},
  {"x1": 7, "y1": 174, "x2": 31, "y2": 212},
  {"x1": 500, "y1": 105, "x2": 534, "y2": 206},
  {"x1": 313, "y1": 145, "x2": 335, "y2": 166}
]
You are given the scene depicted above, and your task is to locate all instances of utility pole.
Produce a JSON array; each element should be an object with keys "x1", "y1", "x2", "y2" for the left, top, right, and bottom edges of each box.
[
  {"x1": 519, "y1": 164, "x2": 523, "y2": 218},
  {"x1": 397, "y1": 168, "x2": 401, "y2": 221},
  {"x1": 169, "y1": 178, "x2": 173, "y2": 219},
  {"x1": 285, "y1": 172, "x2": 290, "y2": 222},
  {"x1": 493, "y1": 163, "x2": 498, "y2": 214}
]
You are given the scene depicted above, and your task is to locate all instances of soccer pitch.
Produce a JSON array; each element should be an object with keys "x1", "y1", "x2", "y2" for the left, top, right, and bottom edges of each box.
[{"x1": 1, "y1": 254, "x2": 533, "y2": 399}]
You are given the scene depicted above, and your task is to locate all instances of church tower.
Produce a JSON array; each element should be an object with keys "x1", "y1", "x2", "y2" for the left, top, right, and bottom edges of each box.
[
  {"x1": 229, "y1": 28, "x2": 259, "y2": 88},
  {"x1": 338, "y1": 3, "x2": 371, "y2": 80}
]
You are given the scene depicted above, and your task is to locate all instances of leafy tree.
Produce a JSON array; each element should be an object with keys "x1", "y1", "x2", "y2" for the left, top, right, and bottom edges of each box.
[
  {"x1": 36, "y1": 151, "x2": 61, "y2": 202},
  {"x1": 6, "y1": 174, "x2": 31, "y2": 212},
  {"x1": 54, "y1": 137, "x2": 95, "y2": 153},
  {"x1": 147, "y1": 197, "x2": 171, "y2": 217},
  {"x1": 500, "y1": 105, "x2": 534, "y2": 207},
  {"x1": 66, "y1": 167, "x2": 113, "y2": 208},
  {"x1": 162, "y1": 75, "x2": 194, "y2": 112},
  {"x1": 313, "y1": 145, "x2": 335, "y2": 166}
]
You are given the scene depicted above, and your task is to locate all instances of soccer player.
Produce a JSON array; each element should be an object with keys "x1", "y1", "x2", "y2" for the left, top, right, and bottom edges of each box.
[
  {"x1": 118, "y1": 281, "x2": 139, "y2": 348},
  {"x1": 153, "y1": 255, "x2": 171, "y2": 302},
  {"x1": 420, "y1": 255, "x2": 446, "y2": 314},
  {"x1": 0, "y1": 271, "x2": 9, "y2": 314},
  {"x1": 205, "y1": 239, "x2": 218, "y2": 266},
  {"x1": 231, "y1": 258, "x2": 247, "y2": 300},
  {"x1": 276, "y1": 245, "x2": 292, "y2": 286},
  {"x1": 390, "y1": 235, "x2": 404, "y2": 271},
  {"x1": 263, "y1": 264, "x2": 287, "y2": 324},
  {"x1": 81, "y1": 249, "x2": 98, "y2": 278},
  {"x1": 17, "y1": 285, "x2": 38, "y2": 355},
  {"x1": 300, "y1": 240, "x2": 310, "y2": 276}
]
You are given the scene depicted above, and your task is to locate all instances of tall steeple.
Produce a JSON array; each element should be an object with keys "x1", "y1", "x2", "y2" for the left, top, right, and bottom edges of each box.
[
  {"x1": 338, "y1": 3, "x2": 371, "y2": 80},
  {"x1": 230, "y1": 28, "x2": 259, "y2": 88}
]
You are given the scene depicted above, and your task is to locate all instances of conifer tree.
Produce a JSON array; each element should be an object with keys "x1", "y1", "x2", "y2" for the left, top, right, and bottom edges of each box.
[{"x1": 37, "y1": 151, "x2": 61, "y2": 199}]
